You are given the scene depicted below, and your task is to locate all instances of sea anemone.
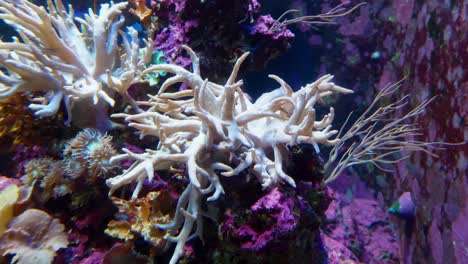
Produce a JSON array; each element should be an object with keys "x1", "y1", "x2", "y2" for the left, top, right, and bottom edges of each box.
[
  {"x1": 21, "y1": 158, "x2": 70, "y2": 200},
  {"x1": 40, "y1": 161, "x2": 67, "y2": 196},
  {"x1": 21, "y1": 158, "x2": 55, "y2": 186},
  {"x1": 63, "y1": 129, "x2": 117, "y2": 179}
]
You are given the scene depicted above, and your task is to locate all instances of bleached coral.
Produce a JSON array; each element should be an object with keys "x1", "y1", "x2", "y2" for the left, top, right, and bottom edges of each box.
[
  {"x1": 106, "y1": 45, "x2": 352, "y2": 263},
  {"x1": 0, "y1": 0, "x2": 152, "y2": 129}
]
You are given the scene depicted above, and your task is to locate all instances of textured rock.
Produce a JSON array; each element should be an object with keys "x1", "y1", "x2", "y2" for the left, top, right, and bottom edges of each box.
[
  {"x1": 308, "y1": 0, "x2": 467, "y2": 262},
  {"x1": 325, "y1": 176, "x2": 399, "y2": 263},
  {"x1": 0, "y1": 209, "x2": 68, "y2": 264}
]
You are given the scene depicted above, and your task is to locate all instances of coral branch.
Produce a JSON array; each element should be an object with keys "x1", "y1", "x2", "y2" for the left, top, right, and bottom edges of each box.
[
  {"x1": 324, "y1": 80, "x2": 441, "y2": 183},
  {"x1": 0, "y1": 0, "x2": 152, "y2": 128},
  {"x1": 106, "y1": 46, "x2": 352, "y2": 264},
  {"x1": 270, "y1": 1, "x2": 366, "y2": 32}
]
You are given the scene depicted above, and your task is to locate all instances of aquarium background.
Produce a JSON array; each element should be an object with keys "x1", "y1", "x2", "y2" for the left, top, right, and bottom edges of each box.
[{"x1": 0, "y1": 0, "x2": 466, "y2": 263}]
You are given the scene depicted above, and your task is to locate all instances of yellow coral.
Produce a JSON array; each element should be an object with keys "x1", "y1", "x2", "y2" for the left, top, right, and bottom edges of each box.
[
  {"x1": 0, "y1": 94, "x2": 63, "y2": 152},
  {"x1": 0, "y1": 183, "x2": 19, "y2": 236},
  {"x1": 129, "y1": 0, "x2": 152, "y2": 23},
  {"x1": 106, "y1": 191, "x2": 173, "y2": 250},
  {"x1": 105, "y1": 221, "x2": 134, "y2": 241}
]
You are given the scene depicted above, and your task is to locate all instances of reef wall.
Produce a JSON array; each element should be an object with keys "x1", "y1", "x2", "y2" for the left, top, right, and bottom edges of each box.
[{"x1": 295, "y1": 0, "x2": 467, "y2": 262}]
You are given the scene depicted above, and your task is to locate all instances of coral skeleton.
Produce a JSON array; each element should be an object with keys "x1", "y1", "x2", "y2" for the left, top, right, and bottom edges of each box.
[
  {"x1": 106, "y1": 45, "x2": 353, "y2": 264},
  {"x1": 0, "y1": 0, "x2": 152, "y2": 129}
]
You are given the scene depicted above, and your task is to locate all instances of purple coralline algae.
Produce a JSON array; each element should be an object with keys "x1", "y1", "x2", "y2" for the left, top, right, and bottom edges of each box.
[
  {"x1": 233, "y1": 188, "x2": 297, "y2": 251},
  {"x1": 324, "y1": 175, "x2": 399, "y2": 263},
  {"x1": 153, "y1": 21, "x2": 198, "y2": 67},
  {"x1": 151, "y1": 0, "x2": 294, "y2": 80},
  {"x1": 304, "y1": 0, "x2": 466, "y2": 262},
  {"x1": 79, "y1": 252, "x2": 105, "y2": 264},
  {"x1": 320, "y1": 232, "x2": 359, "y2": 263},
  {"x1": 12, "y1": 144, "x2": 48, "y2": 176},
  {"x1": 251, "y1": 15, "x2": 295, "y2": 41}
]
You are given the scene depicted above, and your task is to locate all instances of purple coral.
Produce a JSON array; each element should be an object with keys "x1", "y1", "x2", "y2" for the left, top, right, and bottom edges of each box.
[
  {"x1": 228, "y1": 188, "x2": 297, "y2": 251},
  {"x1": 13, "y1": 144, "x2": 48, "y2": 176},
  {"x1": 251, "y1": 15, "x2": 295, "y2": 41},
  {"x1": 153, "y1": 21, "x2": 198, "y2": 67},
  {"x1": 324, "y1": 176, "x2": 399, "y2": 263}
]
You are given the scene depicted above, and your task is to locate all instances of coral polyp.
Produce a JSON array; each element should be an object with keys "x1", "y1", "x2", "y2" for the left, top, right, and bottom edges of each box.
[
  {"x1": 63, "y1": 129, "x2": 117, "y2": 179},
  {"x1": 21, "y1": 158, "x2": 70, "y2": 200}
]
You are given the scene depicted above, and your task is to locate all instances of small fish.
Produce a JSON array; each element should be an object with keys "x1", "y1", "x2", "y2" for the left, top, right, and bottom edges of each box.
[
  {"x1": 371, "y1": 51, "x2": 381, "y2": 59},
  {"x1": 388, "y1": 192, "x2": 415, "y2": 219}
]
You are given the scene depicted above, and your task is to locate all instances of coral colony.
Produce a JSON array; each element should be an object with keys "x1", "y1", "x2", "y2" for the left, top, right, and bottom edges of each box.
[
  {"x1": 0, "y1": 0, "x2": 152, "y2": 129},
  {"x1": 0, "y1": 1, "x2": 445, "y2": 264},
  {"x1": 106, "y1": 46, "x2": 352, "y2": 263}
]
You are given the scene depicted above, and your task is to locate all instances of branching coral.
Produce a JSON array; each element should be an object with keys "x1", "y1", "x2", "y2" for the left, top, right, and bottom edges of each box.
[
  {"x1": 0, "y1": 0, "x2": 152, "y2": 129},
  {"x1": 324, "y1": 80, "x2": 441, "y2": 183},
  {"x1": 106, "y1": 45, "x2": 352, "y2": 263}
]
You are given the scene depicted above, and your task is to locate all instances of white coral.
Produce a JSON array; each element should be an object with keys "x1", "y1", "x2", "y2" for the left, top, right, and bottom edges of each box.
[
  {"x1": 106, "y1": 46, "x2": 352, "y2": 264},
  {"x1": 0, "y1": 0, "x2": 152, "y2": 129}
]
